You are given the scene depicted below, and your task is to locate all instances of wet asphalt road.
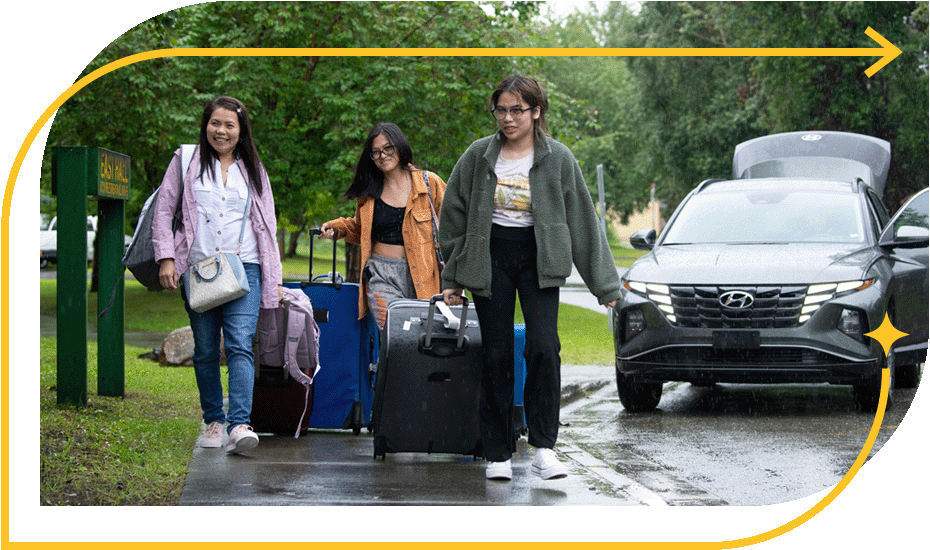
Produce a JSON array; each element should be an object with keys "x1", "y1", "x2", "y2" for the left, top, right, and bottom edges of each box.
[{"x1": 559, "y1": 378, "x2": 918, "y2": 506}]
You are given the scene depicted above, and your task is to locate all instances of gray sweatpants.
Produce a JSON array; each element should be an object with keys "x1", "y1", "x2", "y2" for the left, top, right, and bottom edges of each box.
[{"x1": 363, "y1": 253, "x2": 416, "y2": 330}]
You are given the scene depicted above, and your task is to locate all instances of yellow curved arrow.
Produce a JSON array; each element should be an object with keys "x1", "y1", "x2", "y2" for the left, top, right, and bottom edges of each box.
[{"x1": 47, "y1": 27, "x2": 902, "y2": 93}]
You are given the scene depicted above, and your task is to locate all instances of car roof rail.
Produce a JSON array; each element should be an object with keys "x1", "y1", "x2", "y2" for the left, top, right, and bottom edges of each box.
[{"x1": 695, "y1": 178, "x2": 725, "y2": 192}]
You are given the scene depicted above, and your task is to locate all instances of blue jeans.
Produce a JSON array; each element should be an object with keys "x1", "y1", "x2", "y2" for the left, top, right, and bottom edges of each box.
[{"x1": 184, "y1": 262, "x2": 261, "y2": 432}]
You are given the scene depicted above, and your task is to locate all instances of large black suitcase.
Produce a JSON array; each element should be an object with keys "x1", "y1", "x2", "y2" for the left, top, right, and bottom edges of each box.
[{"x1": 371, "y1": 295, "x2": 482, "y2": 459}]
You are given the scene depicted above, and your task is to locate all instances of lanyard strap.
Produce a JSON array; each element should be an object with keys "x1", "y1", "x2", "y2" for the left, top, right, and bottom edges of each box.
[
  {"x1": 422, "y1": 171, "x2": 444, "y2": 269},
  {"x1": 235, "y1": 172, "x2": 252, "y2": 255}
]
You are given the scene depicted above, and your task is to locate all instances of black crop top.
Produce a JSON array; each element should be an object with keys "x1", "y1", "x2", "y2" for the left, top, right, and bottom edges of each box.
[{"x1": 372, "y1": 198, "x2": 405, "y2": 245}]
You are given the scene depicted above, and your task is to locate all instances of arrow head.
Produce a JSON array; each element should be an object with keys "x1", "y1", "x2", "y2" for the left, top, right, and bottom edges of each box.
[{"x1": 864, "y1": 27, "x2": 902, "y2": 77}]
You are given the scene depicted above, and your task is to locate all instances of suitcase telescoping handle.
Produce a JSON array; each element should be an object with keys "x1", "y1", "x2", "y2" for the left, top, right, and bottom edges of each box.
[
  {"x1": 424, "y1": 294, "x2": 469, "y2": 351},
  {"x1": 307, "y1": 227, "x2": 341, "y2": 289}
]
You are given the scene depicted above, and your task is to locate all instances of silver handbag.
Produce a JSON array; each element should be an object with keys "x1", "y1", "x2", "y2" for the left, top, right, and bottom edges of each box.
[{"x1": 183, "y1": 184, "x2": 252, "y2": 313}]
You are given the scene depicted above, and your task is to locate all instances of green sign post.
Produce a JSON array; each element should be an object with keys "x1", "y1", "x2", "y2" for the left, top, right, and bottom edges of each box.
[{"x1": 51, "y1": 146, "x2": 129, "y2": 405}]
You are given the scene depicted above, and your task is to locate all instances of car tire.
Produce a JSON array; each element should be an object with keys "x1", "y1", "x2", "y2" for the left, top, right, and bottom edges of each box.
[
  {"x1": 853, "y1": 353, "x2": 895, "y2": 413},
  {"x1": 894, "y1": 363, "x2": 921, "y2": 389},
  {"x1": 616, "y1": 367, "x2": 662, "y2": 412},
  {"x1": 40, "y1": 257, "x2": 48, "y2": 269}
]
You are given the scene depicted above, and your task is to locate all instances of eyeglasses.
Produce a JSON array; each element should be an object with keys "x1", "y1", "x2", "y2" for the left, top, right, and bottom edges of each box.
[
  {"x1": 491, "y1": 106, "x2": 534, "y2": 120},
  {"x1": 370, "y1": 145, "x2": 396, "y2": 160}
]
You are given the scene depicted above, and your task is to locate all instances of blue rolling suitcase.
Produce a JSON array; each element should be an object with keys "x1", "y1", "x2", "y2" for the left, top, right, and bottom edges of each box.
[
  {"x1": 287, "y1": 228, "x2": 377, "y2": 434},
  {"x1": 513, "y1": 323, "x2": 527, "y2": 437}
]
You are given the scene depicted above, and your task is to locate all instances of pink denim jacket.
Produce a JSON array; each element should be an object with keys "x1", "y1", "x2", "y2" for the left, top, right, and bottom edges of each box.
[{"x1": 152, "y1": 146, "x2": 283, "y2": 309}]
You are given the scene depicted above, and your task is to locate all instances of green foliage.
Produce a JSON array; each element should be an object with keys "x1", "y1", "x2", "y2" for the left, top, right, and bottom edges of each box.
[
  {"x1": 608, "y1": 1, "x2": 928, "y2": 214},
  {"x1": 43, "y1": 1, "x2": 534, "y2": 240},
  {"x1": 537, "y1": 5, "x2": 650, "y2": 220},
  {"x1": 41, "y1": 1, "x2": 927, "y2": 236},
  {"x1": 606, "y1": 2, "x2": 761, "y2": 216}
]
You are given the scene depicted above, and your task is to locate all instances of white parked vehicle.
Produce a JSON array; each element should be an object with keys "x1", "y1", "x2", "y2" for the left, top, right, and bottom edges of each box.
[
  {"x1": 39, "y1": 215, "x2": 132, "y2": 268},
  {"x1": 40, "y1": 215, "x2": 97, "y2": 268}
]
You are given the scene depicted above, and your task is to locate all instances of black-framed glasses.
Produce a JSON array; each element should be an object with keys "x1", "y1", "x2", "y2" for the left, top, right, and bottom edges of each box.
[
  {"x1": 370, "y1": 144, "x2": 396, "y2": 160},
  {"x1": 491, "y1": 106, "x2": 534, "y2": 120}
]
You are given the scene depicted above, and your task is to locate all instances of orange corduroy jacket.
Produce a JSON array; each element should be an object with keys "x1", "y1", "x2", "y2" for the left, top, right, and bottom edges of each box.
[{"x1": 326, "y1": 169, "x2": 446, "y2": 320}]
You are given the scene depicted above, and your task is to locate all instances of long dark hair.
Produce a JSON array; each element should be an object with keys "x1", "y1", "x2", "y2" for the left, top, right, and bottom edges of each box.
[
  {"x1": 198, "y1": 95, "x2": 263, "y2": 196},
  {"x1": 344, "y1": 122, "x2": 415, "y2": 200},
  {"x1": 490, "y1": 75, "x2": 550, "y2": 139}
]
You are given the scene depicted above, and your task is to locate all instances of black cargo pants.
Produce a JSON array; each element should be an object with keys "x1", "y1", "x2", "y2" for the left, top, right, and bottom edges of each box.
[{"x1": 473, "y1": 224, "x2": 561, "y2": 462}]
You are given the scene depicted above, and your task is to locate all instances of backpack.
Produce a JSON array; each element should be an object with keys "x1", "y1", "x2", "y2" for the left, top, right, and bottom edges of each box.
[
  {"x1": 122, "y1": 144, "x2": 195, "y2": 291},
  {"x1": 254, "y1": 286, "x2": 323, "y2": 438}
]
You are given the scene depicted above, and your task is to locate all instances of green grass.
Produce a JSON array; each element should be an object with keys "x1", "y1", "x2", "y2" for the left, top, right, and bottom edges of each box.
[
  {"x1": 513, "y1": 298, "x2": 615, "y2": 367},
  {"x1": 612, "y1": 245, "x2": 648, "y2": 269},
  {"x1": 40, "y1": 279, "x2": 190, "y2": 332},
  {"x1": 39, "y1": 337, "x2": 201, "y2": 505}
]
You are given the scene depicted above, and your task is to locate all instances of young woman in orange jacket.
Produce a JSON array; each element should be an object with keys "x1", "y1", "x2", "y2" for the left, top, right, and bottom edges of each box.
[{"x1": 320, "y1": 122, "x2": 446, "y2": 327}]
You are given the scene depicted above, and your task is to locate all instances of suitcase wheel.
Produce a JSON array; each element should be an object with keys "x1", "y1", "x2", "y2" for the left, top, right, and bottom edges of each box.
[
  {"x1": 350, "y1": 401, "x2": 363, "y2": 435},
  {"x1": 373, "y1": 435, "x2": 387, "y2": 460}
]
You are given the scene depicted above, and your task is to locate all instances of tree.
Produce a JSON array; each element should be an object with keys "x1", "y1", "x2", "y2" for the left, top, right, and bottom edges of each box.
[
  {"x1": 604, "y1": 1, "x2": 927, "y2": 214},
  {"x1": 607, "y1": 1, "x2": 761, "y2": 217},
  {"x1": 537, "y1": 3, "x2": 649, "y2": 222},
  {"x1": 709, "y1": 1, "x2": 928, "y2": 209},
  {"x1": 43, "y1": 1, "x2": 539, "y2": 280}
]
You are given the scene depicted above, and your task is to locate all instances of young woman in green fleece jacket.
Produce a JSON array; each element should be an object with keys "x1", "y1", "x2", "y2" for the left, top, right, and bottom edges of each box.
[{"x1": 439, "y1": 75, "x2": 621, "y2": 481}]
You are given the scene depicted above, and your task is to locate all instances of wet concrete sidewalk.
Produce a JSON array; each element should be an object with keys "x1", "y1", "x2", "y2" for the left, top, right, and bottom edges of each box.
[
  {"x1": 179, "y1": 269, "x2": 628, "y2": 506},
  {"x1": 179, "y1": 364, "x2": 634, "y2": 506}
]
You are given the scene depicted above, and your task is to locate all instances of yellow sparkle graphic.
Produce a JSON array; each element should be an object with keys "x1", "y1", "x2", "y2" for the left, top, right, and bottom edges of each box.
[{"x1": 864, "y1": 313, "x2": 909, "y2": 358}]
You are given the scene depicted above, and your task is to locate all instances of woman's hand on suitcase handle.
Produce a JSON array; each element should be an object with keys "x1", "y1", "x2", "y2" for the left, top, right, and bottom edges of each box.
[
  {"x1": 442, "y1": 288, "x2": 464, "y2": 306},
  {"x1": 318, "y1": 223, "x2": 335, "y2": 240},
  {"x1": 158, "y1": 258, "x2": 179, "y2": 291}
]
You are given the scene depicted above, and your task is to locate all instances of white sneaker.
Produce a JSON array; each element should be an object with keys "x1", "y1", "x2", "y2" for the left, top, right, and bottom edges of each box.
[
  {"x1": 485, "y1": 459, "x2": 513, "y2": 480},
  {"x1": 226, "y1": 424, "x2": 259, "y2": 454},
  {"x1": 198, "y1": 421, "x2": 225, "y2": 448},
  {"x1": 531, "y1": 448, "x2": 568, "y2": 480}
]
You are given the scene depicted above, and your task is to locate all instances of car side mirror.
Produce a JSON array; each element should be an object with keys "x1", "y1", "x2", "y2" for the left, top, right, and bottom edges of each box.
[
  {"x1": 880, "y1": 225, "x2": 929, "y2": 249},
  {"x1": 630, "y1": 228, "x2": 657, "y2": 251}
]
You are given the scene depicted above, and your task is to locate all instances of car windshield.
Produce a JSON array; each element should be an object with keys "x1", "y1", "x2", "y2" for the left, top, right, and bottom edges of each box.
[{"x1": 663, "y1": 186, "x2": 866, "y2": 245}]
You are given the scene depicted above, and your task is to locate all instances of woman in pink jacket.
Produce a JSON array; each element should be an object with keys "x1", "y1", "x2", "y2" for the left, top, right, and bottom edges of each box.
[{"x1": 152, "y1": 96, "x2": 283, "y2": 454}]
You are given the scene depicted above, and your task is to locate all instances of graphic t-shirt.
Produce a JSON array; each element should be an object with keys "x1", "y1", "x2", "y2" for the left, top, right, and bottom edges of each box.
[{"x1": 492, "y1": 152, "x2": 534, "y2": 227}]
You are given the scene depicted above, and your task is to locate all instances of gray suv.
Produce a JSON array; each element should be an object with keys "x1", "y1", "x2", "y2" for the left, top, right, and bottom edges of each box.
[{"x1": 614, "y1": 131, "x2": 928, "y2": 412}]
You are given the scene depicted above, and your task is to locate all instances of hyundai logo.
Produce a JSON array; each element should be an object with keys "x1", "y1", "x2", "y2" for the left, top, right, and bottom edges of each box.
[{"x1": 719, "y1": 290, "x2": 754, "y2": 309}]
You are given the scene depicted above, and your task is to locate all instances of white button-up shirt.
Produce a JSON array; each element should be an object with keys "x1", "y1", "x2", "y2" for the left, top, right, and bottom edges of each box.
[{"x1": 189, "y1": 158, "x2": 260, "y2": 266}]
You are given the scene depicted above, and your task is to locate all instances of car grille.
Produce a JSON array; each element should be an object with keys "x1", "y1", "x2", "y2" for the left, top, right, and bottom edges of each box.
[
  {"x1": 668, "y1": 286, "x2": 807, "y2": 329},
  {"x1": 644, "y1": 347, "x2": 836, "y2": 365}
]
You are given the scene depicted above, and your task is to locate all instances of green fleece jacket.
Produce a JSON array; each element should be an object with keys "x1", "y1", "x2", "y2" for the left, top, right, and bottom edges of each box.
[{"x1": 438, "y1": 131, "x2": 621, "y2": 305}]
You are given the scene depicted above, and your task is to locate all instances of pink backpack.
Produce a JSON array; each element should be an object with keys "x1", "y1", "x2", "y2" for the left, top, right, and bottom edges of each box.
[{"x1": 254, "y1": 287, "x2": 322, "y2": 437}]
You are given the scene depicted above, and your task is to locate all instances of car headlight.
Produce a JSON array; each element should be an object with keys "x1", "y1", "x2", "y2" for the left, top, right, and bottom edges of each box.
[
  {"x1": 624, "y1": 280, "x2": 676, "y2": 324},
  {"x1": 837, "y1": 308, "x2": 867, "y2": 343},
  {"x1": 799, "y1": 279, "x2": 874, "y2": 324}
]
